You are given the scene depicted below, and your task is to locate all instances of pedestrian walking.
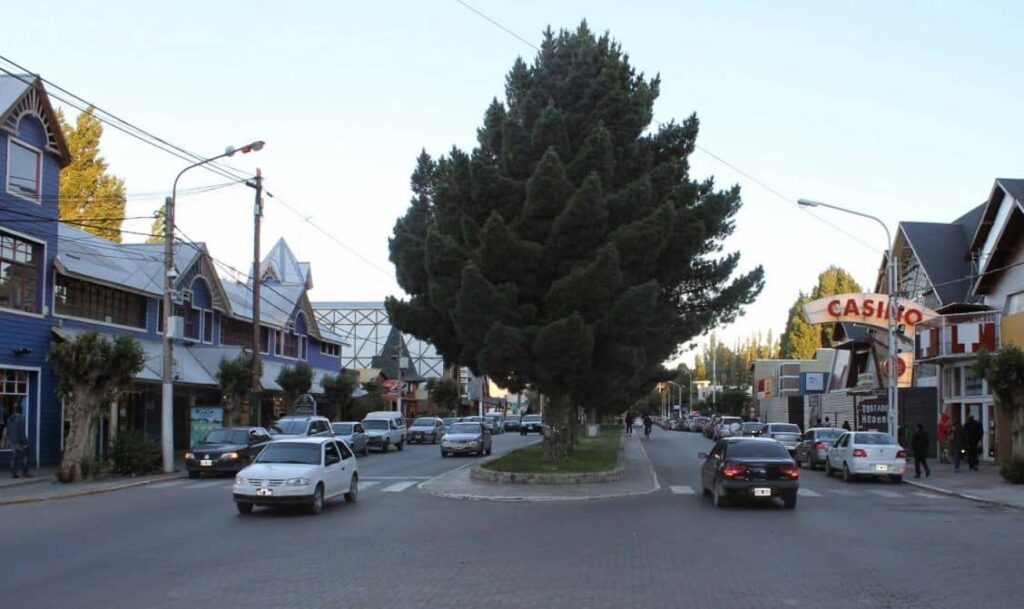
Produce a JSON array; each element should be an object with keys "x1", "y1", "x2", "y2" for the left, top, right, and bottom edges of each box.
[
  {"x1": 964, "y1": 415, "x2": 983, "y2": 471},
  {"x1": 911, "y1": 423, "x2": 930, "y2": 478},
  {"x1": 841, "y1": 420, "x2": 851, "y2": 431},
  {"x1": 642, "y1": 414, "x2": 652, "y2": 439},
  {"x1": 6, "y1": 405, "x2": 30, "y2": 478},
  {"x1": 937, "y1": 412, "x2": 951, "y2": 464},
  {"x1": 624, "y1": 411, "x2": 633, "y2": 435},
  {"x1": 950, "y1": 419, "x2": 964, "y2": 473}
]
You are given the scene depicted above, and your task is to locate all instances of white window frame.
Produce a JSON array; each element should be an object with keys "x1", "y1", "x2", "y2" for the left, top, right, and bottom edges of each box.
[
  {"x1": 6, "y1": 137, "x2": 43, "y2": 203},
  {"x1": 201, "y1": 309, "x2": 215, "y2": 344},
  {"x1": 0, "y1": 225, "x2": 47, "y2": 318},
  {"x1": 320, "y1": 342, "x2": 341, "y2": 358},
  {"x1": 1006, "y1": 291, "x2": 1024, "y2": 316}
]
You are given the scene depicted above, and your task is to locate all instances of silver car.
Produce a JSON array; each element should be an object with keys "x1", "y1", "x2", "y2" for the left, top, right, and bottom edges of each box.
[
  {"x1": 408, "y1": 417, "x2": 446, "y2": 444},
  {"x1": 441, "y1": 422, "x2": 492, "y2": 457},
  {"x1": 331, "y1": 422, "x2": 369, "y2": 456},
  {"x1": 762, "y1": 423, "x2": 803, "y2": 454},
  {"x1": 793, "y1": 427, "x2": 844, "y2": 469}
]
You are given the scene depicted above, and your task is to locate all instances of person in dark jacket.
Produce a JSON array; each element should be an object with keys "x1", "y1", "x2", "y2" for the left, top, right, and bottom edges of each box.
[
  {"x1": 6, "y1": 405, "x2": 30, "y2": 478},
  {"x1": 964, "y1": 415, "x2": 983, "y2": 471},
  {"x1": 911, "y1": 423, "x2": 930, "y2": 478},
  {"x1": 950, "y1": 419, "x2": 964, "y2": 473},
  {"x1": 624, "y1": 411, "x2": 633, "y2": 435}
]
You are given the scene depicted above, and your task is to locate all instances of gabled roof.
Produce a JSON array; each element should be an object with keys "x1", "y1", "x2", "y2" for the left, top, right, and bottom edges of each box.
[
  {"x1": 0, "y1": 74, "x2": 71, "y2": 167},
  {"x1": 260, "y1": 238, "x2": 312, "y2": 288},
  {"x1": 370, "y1": 327, "x2": 424, "y2": 382},
  {"x1": 971, "y1": 178, "x2": 1024, "y2": 294},
  {"x1": 969, "y1": 178, "x2": 1024, "y2": 251}
]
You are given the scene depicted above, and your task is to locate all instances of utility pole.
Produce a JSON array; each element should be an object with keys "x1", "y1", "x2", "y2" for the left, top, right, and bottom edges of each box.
[
  {"x1": 478, "y1": 374, "x2": 485, "y2": 417},
  {"x1": 395, "y1": 331, "x2": 404, "y2": 418},
  {"x1": 249, "y1": 168, "x2": 263, "y2": 427},
  {"x1": 161, "y1": 194, "x2": 175, "y2": 473},
  {"x1": 711, "y1": 336, "x2": 718, "y2": 412}
]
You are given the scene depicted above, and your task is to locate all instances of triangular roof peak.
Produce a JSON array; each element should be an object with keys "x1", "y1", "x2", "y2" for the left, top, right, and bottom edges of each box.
[
  {"x1": 260, "y1": 238, "x2": 312, "y2": 288},
  {"x1": 0, "y1": 74, "x2": 71, "y2": 167}
]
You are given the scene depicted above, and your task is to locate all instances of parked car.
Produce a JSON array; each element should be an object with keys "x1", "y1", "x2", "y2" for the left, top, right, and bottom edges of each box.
[
  {"x1": 699, "y1": 437, "x2": 800, "y2": 509},
  {"x1": 409, "y1": 417, "x2": 445, "y2": 444},
  {"x1": 503, "y1": 415, "x2": 522, "y2": 432},
  {"x1": 440, "y1": 421, "x2": 493, "y2": 457},
  {"x1": 704, "y1": 416, "x2": 722, "y2": 439},
  {"x1": 361, "y1": 411, "x2": 407, "y2": 452},
  {"x1": 793, "y1": 427, "x2": 844, "y2": 470},
  {"x1": 714, "y1": 416, "x2": 743, "y2": 441},
  {"x1": 740, "y1": 422, "x2": 765, "y2": 437},
  {"x1": 485, "y1": 414, "x2": 504, "y2": 434},
  {"x1": 825, "y1": 431, "x2": 906, "y2": 483},
  {"x1": 442, "y1": 417, "x2": 461, "y2": 432},
  {"x1": 185, "y1": 426, "x2": 273, "y2": 478},
  {"x1": 269, "y1": 416, "x2": 333, "y2": 439},
  {"x1": 520, "y1": 414, "x2": 543, "y2": 434},
  {"x1": 690, "y1": 416, "x2": 709, "y2": 433},
  {"x1": 761, "y1": 423, "x2": 803, "y2": 454},
  {"x1": 331, "y1": 422, "x2": 369, "y2": 456},
  {"x1": 233, "y1": 437, "x2": 359, "y2": 515}
]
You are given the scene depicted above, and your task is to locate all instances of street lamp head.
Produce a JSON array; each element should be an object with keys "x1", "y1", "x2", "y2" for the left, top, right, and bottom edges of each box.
[
  {"x1": 796, "y1": 198, "x2": 820, "y2": 208},
  {"x1": 248, "y1": 140, "x2": 266, "y2": 152},
  {"x1": 224, "y1": 140, "x2": 266, "y2": 157}
]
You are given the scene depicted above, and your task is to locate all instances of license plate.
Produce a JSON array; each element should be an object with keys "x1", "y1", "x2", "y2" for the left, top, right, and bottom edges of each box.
[
  {"x1": 256, "y1": 488, "x2": 273, "y2": 497},
  {"x1": 753, "y1": 488, "x2": 771, "y2": 497},
  {"x1": 875, "y1": 464, "x2": 888, "y2": 472},
  {"x1": 199, "y1": 459, "x2": 213, "y2": 467}
]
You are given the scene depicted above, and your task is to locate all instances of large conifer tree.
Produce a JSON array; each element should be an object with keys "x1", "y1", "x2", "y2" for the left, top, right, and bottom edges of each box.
[
  {"x1": 388, "y1": 24, "x2": 763, "y2": 458},
  {"x1": 58, "y1": 107, "x2": 127, "y2": 242}
]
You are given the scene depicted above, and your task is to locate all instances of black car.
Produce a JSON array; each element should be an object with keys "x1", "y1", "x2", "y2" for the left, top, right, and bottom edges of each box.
[
  {"x1": 699, "y1": 437, "x2": 799, "y2": 509},
  {"x1": 185, "y1": 426, "x2": 273, "y2": 478}
]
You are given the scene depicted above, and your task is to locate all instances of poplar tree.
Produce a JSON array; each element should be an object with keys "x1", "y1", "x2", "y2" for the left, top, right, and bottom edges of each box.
[
  {"x1": 780, "y1": 266, "x2": 863, "y2": 358},
  {"x1": 387, "y1": 23, "x2": 763, "y2": 459},
  {"x1": 58, "y1": 107, "x2": 127, "y2": 242}
]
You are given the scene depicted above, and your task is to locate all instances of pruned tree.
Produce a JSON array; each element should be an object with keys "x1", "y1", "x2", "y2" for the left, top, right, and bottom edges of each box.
[
  {"x1": 352, "y1": 382, "x2": 389, "y2": 420},
  {"x1": 216, "y1": 354, "x2": 262, "y2": 426},
  {"x1": 320, "y1": 371, "x2": 358, "y2": 420},
  {"x1": 57, "y1": 107, "x2": 127, "y2": 242},
  {"x1": 387, "y1": 23, "x2": 763, "y2": 460},
  {"x1": 276, "y1": 361, "x2": 313, "y2": 415},
  {"x1": 428, "y1": 377, "x2": 461, "y2": 416},
  {"x1": 49, "y1": 331, "x2": 144, "y2": 482}
]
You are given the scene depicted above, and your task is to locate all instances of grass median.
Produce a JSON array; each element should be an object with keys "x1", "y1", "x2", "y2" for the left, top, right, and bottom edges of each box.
[{"x1": 483, "y1": 429, "x2": 621, "y2": 473}]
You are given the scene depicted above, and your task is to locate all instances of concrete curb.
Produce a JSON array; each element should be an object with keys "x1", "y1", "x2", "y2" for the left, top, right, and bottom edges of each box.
[
  {"x1": 0, "y1": 472, "x2": 188, "y2": 506},
  {"x1": 903, "y1": 478, "x2": 1023, "y2": 511},
  {"x1": 469, "y1": 433, "x2": 625, "y2": 485}
]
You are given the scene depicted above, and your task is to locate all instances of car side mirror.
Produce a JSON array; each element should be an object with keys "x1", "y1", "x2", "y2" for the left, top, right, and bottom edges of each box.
[{"x1": 697, "y1": 452, "x2": 708, "y2": 459}]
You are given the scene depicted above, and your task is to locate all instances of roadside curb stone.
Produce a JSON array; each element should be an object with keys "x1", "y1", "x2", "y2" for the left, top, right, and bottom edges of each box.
[
  {"x1": 0, "y1": 471, "x2": 188, "y2": 506},
  {"x1": 903, "y1": 478, "x2": 1023, "y2": 511}
]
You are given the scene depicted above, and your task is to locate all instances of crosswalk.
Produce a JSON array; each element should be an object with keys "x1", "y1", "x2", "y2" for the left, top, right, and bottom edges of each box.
[
  {"x1": 145, "y1": 477, "x2": 424, "y2": 495},
  {"x1": 668, "y1": 484, "x2": 944, "y2": 501}
]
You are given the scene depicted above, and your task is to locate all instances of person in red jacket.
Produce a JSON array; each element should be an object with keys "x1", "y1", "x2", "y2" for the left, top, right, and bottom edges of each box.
[{"x1": 937, "y1": 412, "x2": 951, "y2": 464}]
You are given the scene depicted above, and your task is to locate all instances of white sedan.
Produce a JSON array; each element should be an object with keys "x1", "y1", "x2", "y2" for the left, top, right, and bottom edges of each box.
[
  {"x1": 233, "y1": 437, "x2": 359, "y2": 515},
  {"x1": 825, "y1": 431, "x2": 906, "y2": 483}
]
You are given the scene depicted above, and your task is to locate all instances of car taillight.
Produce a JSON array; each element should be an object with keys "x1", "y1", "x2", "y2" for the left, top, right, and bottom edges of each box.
[
  {"x1": 814, "y1": 441, "x2": 826, "y2": 450},
  {"x1": 852, "y1": 448, "x2": 868, "y2": 458},
  {"x1": 779, "y1": 464, "x2": 800, "y2": 479},
  {"x1": 896, "y1": 449, "x2": 907, "y2": 458},
  {"x1": 721, "y1": 463, "x2": 748, "y2": 478}
]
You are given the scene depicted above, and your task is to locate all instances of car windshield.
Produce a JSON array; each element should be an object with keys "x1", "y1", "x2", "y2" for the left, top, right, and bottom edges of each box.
[
  {"x1": 464, "y1": 416, "x2": 483, "y2": 422},
  {"x1": 817, "y1": 429, "x2": 843, "y2": 440},
  {"x1": 270, "y1": 420, "x2": 308, "y2": 435},
  {"x1": 254, "y1": 442, "x2": 321, "y2": 464},
  {"x1": 726, "y1": 441, "x2": 791, "y2": 459},
  {"x1": 202, "y1": 429, "x2": 249, "y2": 444},
  {"x1": 412, "y1": 418, "x2": 435, "y2": 426},
  {"x1": 523, "y1": 416, "x2": 542, "y2": 422},
  {"x1": 855, "y1": 432, "x2": 897, "y2": 445},
  {"x1": 331, "y1": 423, "x2": 354, "y2": 435},
  {"x1": 362, "y1": 420, "x2": 389, "y2": 430},
  {"x1": 449, "y1": 423, "x2": 481, "y2": 434},
  {"x1": 443, "y1": 418, "x2": 459, "y2": 425},
  {"x1": 741, "y1": 423, "x2": 763, "y2": 431},
  {"x1": 507, "y1": 416, "x2": 520, "y2": 421},
  {"x1": 771, "y1": 424, "x2": 801, "y2": 434}
]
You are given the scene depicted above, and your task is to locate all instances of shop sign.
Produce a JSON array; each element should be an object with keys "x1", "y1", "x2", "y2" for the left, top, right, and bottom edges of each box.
[
  {"x1": 802, "y1": 293, "x2": 939, "y2": 335},
  {"x1": 190, "y1": 407, "x2": 223, "y2": 448},
  {"x1": 855, "y1": 396, "x2": 888, "y2": 432}
]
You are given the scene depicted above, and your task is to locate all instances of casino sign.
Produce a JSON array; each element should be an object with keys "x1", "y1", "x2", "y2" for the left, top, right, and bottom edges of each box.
[{"x1": 802, "y1": 293, "x2": 939, "y2": 336}]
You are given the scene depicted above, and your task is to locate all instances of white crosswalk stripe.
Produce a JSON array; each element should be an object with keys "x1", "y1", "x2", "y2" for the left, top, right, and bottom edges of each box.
[
  {"x1": 868, "y1": 489, "x2": 902, "y2": 498},
  {"x1": 670, "y1": 485, "x2": 695, "y2": 495},
  {"x1": 359, "y1": 481, "x2": 381, "y2": 491},
  {"x1": 798, "y1": 489, "x2": 822, "y2": 497},
  {"x1": 381, "y1": 481, "x2": 419, "y2": 493},
  {"x1": 911, "y1": 491, "x2": 943, "y2": 499}
]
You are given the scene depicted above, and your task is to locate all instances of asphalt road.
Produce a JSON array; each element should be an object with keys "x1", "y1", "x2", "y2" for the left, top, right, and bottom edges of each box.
[{"x1": 2, "y1": 428, "x2": 1022, "y2": 609}]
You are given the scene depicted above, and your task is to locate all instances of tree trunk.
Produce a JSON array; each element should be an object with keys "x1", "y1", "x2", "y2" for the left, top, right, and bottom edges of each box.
[
  {"x1": 542, "y1": 394, "x2": 572, "y2": 462},
  {"x1": 60, "y1": 397, "x2": 97, "y2": 483},
  {"x1": 225, "y1": 395, "x2": 242, "y2": 426}
]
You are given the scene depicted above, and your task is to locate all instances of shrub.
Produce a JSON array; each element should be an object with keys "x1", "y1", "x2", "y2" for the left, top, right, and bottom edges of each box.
[
  {"x1": 110, "y1": 432, "x2": 162, "y2": 476},
  {"x1": 1000, "y1": 458, "x2": 1024, "y2": 484}
]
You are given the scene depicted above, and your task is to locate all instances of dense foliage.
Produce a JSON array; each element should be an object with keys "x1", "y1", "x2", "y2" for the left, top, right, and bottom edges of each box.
[
  {"x1": 387, "y1": 23, "x2": 763, "y2": 458},
  {"x1": 110, "y1": 432, "x2": 162, "y2": 476},
  {"x1": 276, "y1": 362, "x2": 313, "y2": 415},
  {"x1": 427, "y1": 377, "x2": 461, "y2": 415},
  {"x1": 780, "y1": 266, "x2": 862, "y2": 359},
  {"x1": 58, "y1": 107, "x2": 127, "y2": 242},
  {"x1": 320, "y1": 371, "x2": 359, "y2": 420},
  {"x1": 216, "y1": 354, "x2": 262, "y2": 426}
]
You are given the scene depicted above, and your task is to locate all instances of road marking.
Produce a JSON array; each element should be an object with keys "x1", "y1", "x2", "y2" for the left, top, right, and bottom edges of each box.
[
  {"x1": 798, "y1": 489, "x2": 823, "y2": 497},
  {"x1": 381, "y1": 481, "x2": 419, "y2": 493},
  {"x1": 868, "y1": 489, "x2": 901, "y2": 498},
  {"x1": 911, "y1": 491, "x2": 943, "y2": 499},
  {"x1": 829, "y1": 489, "x2": 858, "y2": 496},
  {"x1": 361, "y1": 476, "x2": 431, "y2": 481},
  {"x1": 359, "y1": 481, "x2": 381, "y2": 491},
  {"x1": 670, "y1": 485, "x2": 695, "y2": 495}
]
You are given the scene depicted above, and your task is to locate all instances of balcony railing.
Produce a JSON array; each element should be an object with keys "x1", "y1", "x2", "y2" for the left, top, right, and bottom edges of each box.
[{"x1": 916, "y1": 311, "x2": 1001, "y2": 361}]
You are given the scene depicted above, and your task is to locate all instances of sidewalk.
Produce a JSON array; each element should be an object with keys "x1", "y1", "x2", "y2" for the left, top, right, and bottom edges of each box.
[
  {"x1": 904, "y1": 460, "x2": 1023, "y2": 509},
  {"x1": 0, "y1": 468, "x2": 187, "y2": 506},
  {"x1": 420, "y1": 433, "x2": 659, "y2": 502}
]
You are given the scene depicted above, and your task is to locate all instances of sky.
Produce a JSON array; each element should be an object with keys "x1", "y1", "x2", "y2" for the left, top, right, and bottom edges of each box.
[{"x1": 5, "y1": 1, "x2": 1023, "y2": 366}]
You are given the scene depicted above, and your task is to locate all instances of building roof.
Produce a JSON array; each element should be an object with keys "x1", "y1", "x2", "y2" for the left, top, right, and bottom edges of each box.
[
  {"x1": 894, "y1": 202, "x2": 984, "y2": 307},
  {"x1": 260, "y1": 238, "x2": 312, "y2": 288},
  {"x1": 0, "y1": 74, "x2": 72, "y2": 167},
  {"x1": 370, "y1": 327, "x2": 424, "y2": 382}
]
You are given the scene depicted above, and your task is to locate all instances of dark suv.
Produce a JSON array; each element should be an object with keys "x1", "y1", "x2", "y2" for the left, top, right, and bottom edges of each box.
[{"x1": 185, "y1": 426, "x2": 273, "y2": 478}]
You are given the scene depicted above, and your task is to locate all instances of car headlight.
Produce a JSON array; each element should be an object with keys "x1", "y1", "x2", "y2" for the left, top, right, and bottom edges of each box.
[
  {"x1": 235, "y1": 475, "x2": 248, "y2": 485},
  {"x1": 468, "y1": 440, "x2": 480, "y2": 446},
  {"x1": 221, "y1": 452, "x2": 239, "y2": 460},
  {"x1": 184, "y1": 452, "x2": 194, "y2": 460},
  {"x1": 286, "y1": 478, "x2": 310, "y2": 486}
]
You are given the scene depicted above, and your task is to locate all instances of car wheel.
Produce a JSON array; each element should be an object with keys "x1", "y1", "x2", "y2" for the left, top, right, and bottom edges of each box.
[
  {"x1": 794, "y1": 453, "x2": 802, "y2": 468},
  {"x1": 783, "y1": 491, "x2": 798, "y2": 509},
  {"x1": 361, "y1": 445, "x2": 369, "y2": 457},
  {"x1": 713, "y1": 481, "x2": 728, "y2": 508},
  {"x1": 890, "y1": 475, "x2": 903, "y2": 484},
  {"x1": 701, "y1": 479, "x2": 711, "y2": 497},
  {"x1": 397, "y1": 440, "x2": 404, "y2": 451},
  {"x1": 843, "y1": 463, "x2": 853, "y2": 483},
  {"x1": 236, "y1": 501, "x2": 253, "y2": 515},
  {"x1": 309, "y1": 484, "x2": 324, "y2": 515},
  {"x1": 824, "y1": 459, "x2": 833, "y2": 477},
  {"x1": 486, "y1": 445, "x2": 492, "y2": 456},
  {"x1": 382, "y1": 439, "x2": 390, "y2": 453},
  {"x1": 188, "y1": 470, "x2": 199, "y2": 479},
  {"x1": 345, "y1": 475, "x2": 358, "y2": 503},
  {"x1": 441, "y1": 449, "x2": 449, "y2": 458}
]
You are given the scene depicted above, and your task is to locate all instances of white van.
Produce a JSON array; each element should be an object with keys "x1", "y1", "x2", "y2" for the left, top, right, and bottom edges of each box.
[{"x1": 361, "y1": 411, "x2": 408, "y2": 452}]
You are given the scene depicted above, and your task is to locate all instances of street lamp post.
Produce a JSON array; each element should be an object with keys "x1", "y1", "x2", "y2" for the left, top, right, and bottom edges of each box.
[
  {"x1": 161, "y1": 141, "x2": 265, "y2": 473},
  {"x1": 797, "y1": 198, "x2": 899, "y2": 438},
  {"x1": 665, "y1": 381, "x2": 683, "y2": 417}
]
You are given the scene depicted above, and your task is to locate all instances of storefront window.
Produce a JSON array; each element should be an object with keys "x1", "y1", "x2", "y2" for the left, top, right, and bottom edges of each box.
[
  {"x1": 964, "y1": 366, "x2": 983, "y2": 396},
  {"x1": 1, "y1": 369, "x2": 30, "y2": 428}
]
